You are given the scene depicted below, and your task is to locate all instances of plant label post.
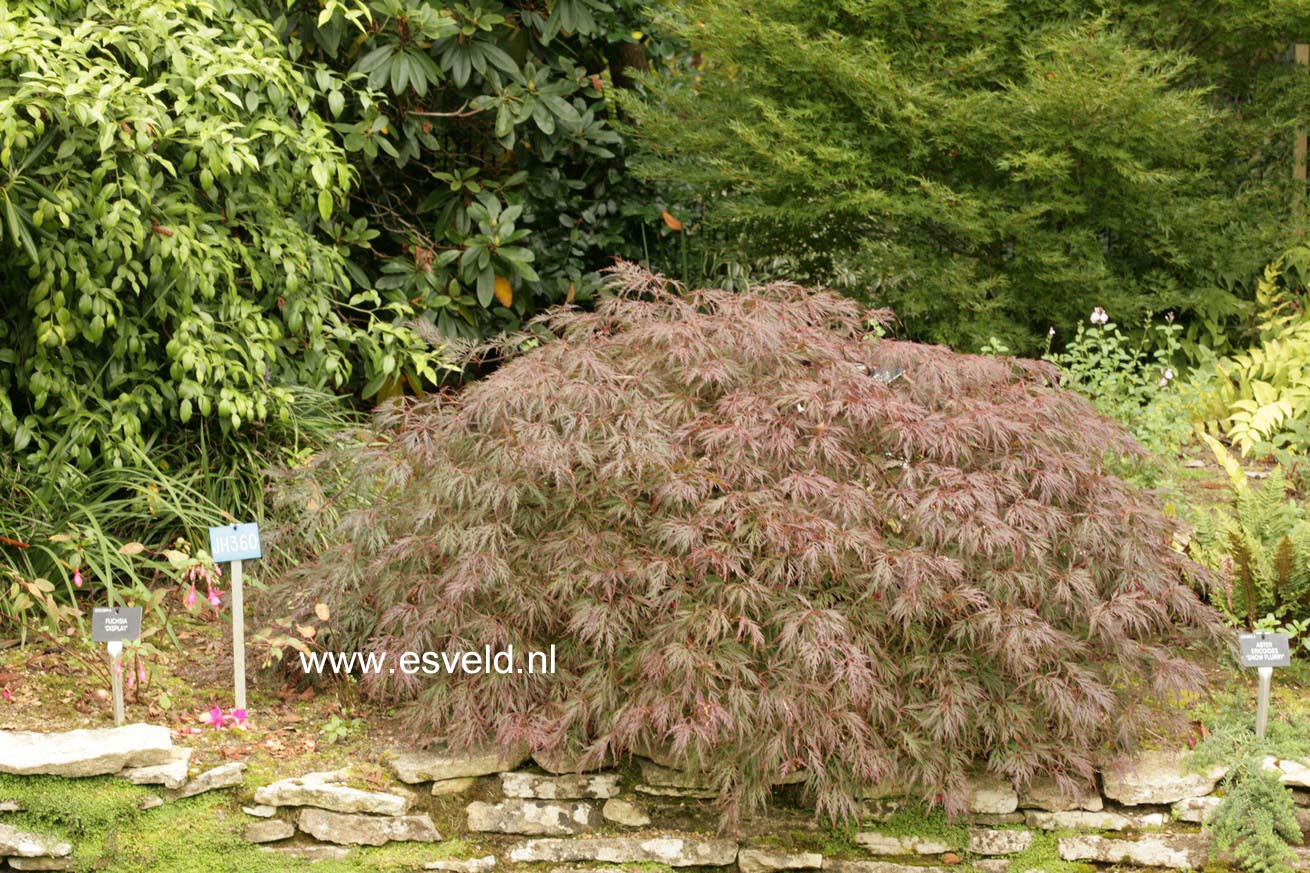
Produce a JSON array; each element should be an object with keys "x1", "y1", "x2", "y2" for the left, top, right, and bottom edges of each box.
[
  {"x1": 208, "y1": 523, "x2": 262, "y2": 711},
  {"x1": 1238, "y1": 632, "x2": 1291, "y2": 740},
  {"x1": 91, "y1": 606, "x2": 142, "y2": 726}
]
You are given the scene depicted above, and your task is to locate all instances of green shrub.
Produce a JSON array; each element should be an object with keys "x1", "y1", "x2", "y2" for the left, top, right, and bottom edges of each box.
[
  {"x1": 1192, "y1": 702, "x2": 1310, "y2": 873},
  {"x1": 256, "y1": 0, "x2": 689, "y2": 343},
  {"x1": 0, "y1": 0, "x2": 450, "y2": 481},
  {"x1": 1210, "y1": 758, "x2": 1304, "y2": 873},
  {"x1": 622, "y1": 0, "x2": 1305, "y2": 351},
  {"x1": 1043, "y1": 308, "x2": 1192, "y2": 460},
  {"x1": 273, "y1": 264, "x2": 1222, "y2": 827}
]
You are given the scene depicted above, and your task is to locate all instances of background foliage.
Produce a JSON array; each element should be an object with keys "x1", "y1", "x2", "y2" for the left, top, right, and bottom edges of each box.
[
  {"x1": 1195, "y1": 254, "x2": 1310, "y2": 458},
  {"x1": 623, "y1": 0, "x2": 1310, "y2": 351},
  {"x1": 259, "y1": 0, "x2": 689, "y2": 345},
  {"x1": 274, "y1": 265, "x2": 1221, "y2": 826}
]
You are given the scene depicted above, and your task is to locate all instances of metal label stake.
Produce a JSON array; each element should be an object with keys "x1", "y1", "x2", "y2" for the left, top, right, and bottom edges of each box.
[
  {"x1": 91, "y1": 606, "x2": 142, "y2": 726},
  {"x1": 208, "y1": 523, "x2": 262, "y2": 712},
  {"x1": 1238, "y1": 631, "x2": 1291, "y2": 740}
]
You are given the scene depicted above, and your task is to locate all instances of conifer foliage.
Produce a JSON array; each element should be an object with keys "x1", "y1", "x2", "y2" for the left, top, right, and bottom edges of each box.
[{"x1": 277, "y1": 264, "x2": 1221, "y2": 825}]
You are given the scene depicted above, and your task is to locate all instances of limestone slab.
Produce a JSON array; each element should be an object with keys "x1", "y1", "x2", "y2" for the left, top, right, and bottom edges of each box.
[
  {"x1": 1101, "y1": 751, "x2": 1224, "y2": 806},
  {"x1": 432, "y1": 777, "x2": 477, "y2": 796},
  {"x1": 121, "y1": 747, "x2": 192, "y2": 790},
  {"x1": 1018, "y1": 776, "x2": 1102, "y2": 812},
  {"x1": 854, "y1": 832, "x2": 956, "y2": 855},
  {"x1": 262, "y1": 844, "x2": 350, "y2": 862},
  {"x1": 466, "y1": 799, "x2": 600, "y2": 835},
  {"x1": 1057, "y1": 834, "x2": 1208, "y2": 870},
  {"x1": 175, "y1": 761, "x2": 246, "y2": 799},
  {"x1": 1024, "y1": 810, "x2": 1133, "y2": 831},
  {"x1": 967, "y1": 829, "x2": 1033, "y2": 856},
  {"x1": 823, "y1": 861, "x2": 952, "y2": 873},
  {"x1": 0, "y1": 824, "x2": 71, "y2": 859},
  {"x1": 392, "y1": 745, "x2": 528, "y2": 783},
  {"x1": 739, "y1": 848, "x2": 824, "y2": 873},
  {"x1": 969, "y1": 773, "x2": 1019, "y2": 815},
  {"x1": 508, "y1": 836, "x2": 738, "y2": 866},
  {"x1": 1264, "y1": 757, "x2": 1310, "y2": 789},
  {"x1": 500, "y1": 771, "x2": 621, "y2": 799},
  {"x1": 602, "y1": 798, "x2": 651, "y2": 827},
  {"x1": 253, "y1": 769, "x2": 408, "y2": 815},
  {"x1": 0, "y1": 724, "x2": 172, "y2": 777},
  {"x1": 243, "y1": 819, "x2": 295, "y2": 843},
  {"x1": 296, "y1": 808, "x2": 439, "y2": 846},
  {"x1": 8, "y1": 858, "x2": 74, "y2": 871}
]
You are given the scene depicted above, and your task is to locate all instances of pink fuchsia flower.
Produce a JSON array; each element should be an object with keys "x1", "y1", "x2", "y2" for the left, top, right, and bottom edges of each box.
[
  {"x1": 73, "y1": 568, "x2": 83, "y2": 588},
  {"x1": 1090, "y1": 307, "x2": 1109, "y2": 325},
  {"x1": 228, "y1": 708, "x2": 249, "y2": 727},
  {"x1": 199, "y1": 706, "x2": 224, "y2": 728},
  {"x1": 184, "y1": 584, "x2": 197, "y2": 610},
  {"x1": 207, "y1": 586, "x2": 221, "y2": 608}
]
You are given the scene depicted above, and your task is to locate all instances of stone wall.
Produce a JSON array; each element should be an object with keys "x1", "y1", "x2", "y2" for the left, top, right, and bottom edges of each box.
[
  {"x1": 263, "y1": 743, "x2": 1310, "y2": 871},
  {"x1": 3, "y1": 724, "x2": 1310, "y2": 871}
]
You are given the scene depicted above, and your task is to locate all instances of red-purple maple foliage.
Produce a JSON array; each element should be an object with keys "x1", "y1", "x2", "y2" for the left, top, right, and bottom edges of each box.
[{"x1": 274, "y1": 263, "x2": 1222, "y2": 826}]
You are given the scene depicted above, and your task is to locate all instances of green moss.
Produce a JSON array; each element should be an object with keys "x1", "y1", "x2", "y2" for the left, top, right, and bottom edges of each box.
[
  {"x1": 818, "y1": 823, "x2": 862, "y2": 857},
  {"x1": 992, "y1": 832, "x2": 1095, "y2": 873},
  {"x1": 0, "y1": 772, "x2": 150, "y2": 837},
  {"x1": 864, "y1": 804, "x2": 969, "y2": 844},
  {"x1": 416, "y1": 837, "x2": 479, "y2": 860},
  {"x1": 614, "y1": 863, "x2": 675, "y2": 873}
]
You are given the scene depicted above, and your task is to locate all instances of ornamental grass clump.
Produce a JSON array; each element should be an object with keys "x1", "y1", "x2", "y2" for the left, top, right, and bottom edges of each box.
[{"x1": 274, "y1": 263, "x2": 1222, "y2": 826}]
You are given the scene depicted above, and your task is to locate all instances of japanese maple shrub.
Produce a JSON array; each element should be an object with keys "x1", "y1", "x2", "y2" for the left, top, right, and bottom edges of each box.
[{"x1": 275, "y1": 263, "x2": 1221, "y2": 825}]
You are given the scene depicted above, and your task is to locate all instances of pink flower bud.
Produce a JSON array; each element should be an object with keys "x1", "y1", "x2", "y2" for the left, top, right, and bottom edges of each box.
[{"x1": 73, "y1": 568, "x2": 83, "y2": 588}]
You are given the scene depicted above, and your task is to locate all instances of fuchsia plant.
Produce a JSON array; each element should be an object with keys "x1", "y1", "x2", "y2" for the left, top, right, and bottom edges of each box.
[
  {"x1": 181, "y1": 560, "x2": 222, "y2": 614},
  {"x1": 198, "y1": 706, "x2": 249, "y2": 729}
]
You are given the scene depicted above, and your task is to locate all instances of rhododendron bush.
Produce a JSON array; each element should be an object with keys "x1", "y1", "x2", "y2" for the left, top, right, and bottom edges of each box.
[{"x1": 274, "y1": 264, "x2": 1221, "y2": 825}]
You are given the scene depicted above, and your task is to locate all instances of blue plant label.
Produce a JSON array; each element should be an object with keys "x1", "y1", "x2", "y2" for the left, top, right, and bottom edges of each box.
[
  {"x1": 91, "y1": 606, "x2": 142, "y2": 642},
  {"x1": 208, "y1": 523, "x2": 262, "y2": 563},
  {"x1": 1238, "y1": 632, "x2": 1291, "y2": 668}
]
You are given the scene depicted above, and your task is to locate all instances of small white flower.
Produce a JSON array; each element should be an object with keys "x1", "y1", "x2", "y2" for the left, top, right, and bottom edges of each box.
[
  {"x1": 1090, "y1": 307, "x2": 1109, "y2": 325},
  {"x1": 1159, "y1": 367, "x2": 1175, "y2": 387},
  {"x1": 1047, "y1": 326, "x2": 1056, "y2": 337}
]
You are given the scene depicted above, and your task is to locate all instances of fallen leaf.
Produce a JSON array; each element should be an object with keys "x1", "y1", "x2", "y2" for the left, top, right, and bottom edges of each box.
[
  {"x1": 661, "y1": 210, "x2": 682, "y2": 231},
  {"x1": 494, "y1": 275, "x2": 513, "y2": 307}
]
